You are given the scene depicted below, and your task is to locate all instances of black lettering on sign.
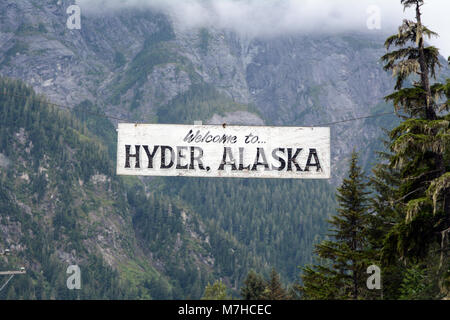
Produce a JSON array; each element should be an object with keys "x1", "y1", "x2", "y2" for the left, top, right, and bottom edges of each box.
[
  {"x1": 190, "y1": 147, "x2": 206, "y2": 170},
  {"x1": 218, "y1": 147, "x2": 237, "y2": 171},
  {"x1": 125, "y1": 145, "x2": 140, "y2": 169},
  {"x1": 183, "y1": 130, "x2": 196, "y2": 143},
  {"x1": 143, "y1": 145, "x2": 159, "y2": 168},
  {"x1": 305, "y1": 148, "x2": 322, "y2": 172},
  {"x1": 271, "y1": 148, "x2": 286, "y2": 171},
  {"x1": 251, "y1": 148, "x2": 270, "y2": 171},
  {"x1": 160, "y1": 146, "x2": 174, "y2": 169},
  {"x1": 239, "y1": 147, "x2": 251, "y2": 171},
  {"x1": 205, "y1": 132, "x2": 212, "y2": 143},
  {"x1": 183, "y1": 129, "x2": 237, "y2": 144},
  {"x1": 286, "y1": 148, "x2": 303, "y2": 172},
  {"x1": 176, "y1": 146, "x2": 189, "y2": 170}
]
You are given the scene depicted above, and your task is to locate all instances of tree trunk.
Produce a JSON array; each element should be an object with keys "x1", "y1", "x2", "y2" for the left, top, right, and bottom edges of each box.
[
  {"x1": 416, "y1": 3, "x2": 447, "y2": 218},
  {"x1": 415, "y1": 2, "x2": 436, "y2": 121}
]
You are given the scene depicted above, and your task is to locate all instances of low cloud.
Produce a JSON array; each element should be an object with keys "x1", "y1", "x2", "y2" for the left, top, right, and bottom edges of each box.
[{"x1": 76, "y1": 0, "x2": 450, "y2": 57}]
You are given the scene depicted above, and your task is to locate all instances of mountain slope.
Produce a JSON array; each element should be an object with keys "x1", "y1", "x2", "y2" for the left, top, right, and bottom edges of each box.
[
  {"x1": 0, "y1": 77, "x2": 232, "y2": 299},
  {"x1": 0, "y1": 0, "x2": 399, "y2": 179}
]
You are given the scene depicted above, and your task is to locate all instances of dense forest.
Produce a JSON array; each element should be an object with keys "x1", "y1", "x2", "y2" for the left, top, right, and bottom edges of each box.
[
  {"x1": 0, "y1": 75, "x2": 335, "y2": 299},
  {"x1": 0, "y1": 77, "x2": 130, "y2": 299}
]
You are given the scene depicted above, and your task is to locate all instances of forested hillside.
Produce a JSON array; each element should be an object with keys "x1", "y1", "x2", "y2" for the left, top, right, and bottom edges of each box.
[
  {"x1": 0, "y1": 77, "x2": 219, "y2": 299},
  {"x1": 0, "y1": 77, "x2": 130, "y2": 299},
  {"x1": 0, "y1": 77, "x2": 336, "y2": 298}
]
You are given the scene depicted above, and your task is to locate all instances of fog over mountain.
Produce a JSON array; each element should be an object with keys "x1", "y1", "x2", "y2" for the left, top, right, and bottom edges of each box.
[{"x1": 77, "y1": 0, "x2": 450, "y2": 56}]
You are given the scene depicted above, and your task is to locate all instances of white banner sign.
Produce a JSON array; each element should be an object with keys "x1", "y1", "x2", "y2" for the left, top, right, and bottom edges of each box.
[{"x1": 117, "y1": 124, "x2": 330, "y2": 179}]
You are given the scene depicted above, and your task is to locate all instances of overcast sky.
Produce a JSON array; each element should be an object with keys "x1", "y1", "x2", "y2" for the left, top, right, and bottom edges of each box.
[{"x1": 77, "y1": 0, "x2": 450, "y2": 58}]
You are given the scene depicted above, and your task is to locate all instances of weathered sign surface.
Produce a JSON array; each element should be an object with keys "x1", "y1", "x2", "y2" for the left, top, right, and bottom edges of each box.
[{"x1": 116, "y1": 124, "x2": 330, "y2": 179}]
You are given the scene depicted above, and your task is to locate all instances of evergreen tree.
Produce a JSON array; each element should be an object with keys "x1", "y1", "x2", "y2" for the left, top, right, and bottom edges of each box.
[
  {"x1": 240, "y1": 270, "x2": 266, "y2": 300},
  {"x1": 294, "y1": 264, "x2": 340, "y2": 300},
  {"x1": 201, "y1": 280, "x2": 230, "y2": 300},
  {"x1": 260, "y1": 268, "x2": 288, "y2": 300},
  {"x1": 376, "y1": 0, "x2": 449, "y2": 298},
  {"x1": 368, "y1": 148, "x2": 406, "y2": 299},
  {"x1": 398, "y1": 264, "x2": 432, "y2": 299},
  {"x1": 297, "y1": 151, "x2": 373, "y2": 299}
]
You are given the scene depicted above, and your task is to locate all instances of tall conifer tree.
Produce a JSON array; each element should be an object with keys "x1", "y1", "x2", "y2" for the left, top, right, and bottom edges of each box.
[
  {"x1": 374, "y1": 0, "x2": 449, "y2": 298},
  {"x1": 297, "y1": 151, "x2": 372, "y2": 299},
  {"x1": 240, "y1": 270, "x2": 266, "y2": 300},
  {"x1": 261, "y1": 268, "x2": 288, "y2": 300}
]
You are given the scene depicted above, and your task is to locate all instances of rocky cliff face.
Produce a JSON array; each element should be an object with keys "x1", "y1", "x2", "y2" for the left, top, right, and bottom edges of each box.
[{"x1": 0, "y1": 0, "x2": 402, "y2": 181}]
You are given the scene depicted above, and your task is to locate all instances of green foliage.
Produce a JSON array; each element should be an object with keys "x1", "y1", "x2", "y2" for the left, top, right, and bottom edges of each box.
[
  {"x1": 73, "y1": 100, "x2": 117, "y2": 159},
  {"x1": 155, "y1": 176, "x2": 336, "y2": 284},
  {"x1": 240, "y1": 270, "x2": 266, "y2": 300},
  {"x1": 379, "y1": 0, "x2": 449, "y2": 264},
  {"x1": 0, "y1": 77, "x2": 176, "y2": 299},
  {"x1": 128, "y1": 184, "x2": 215, "y2": 299},
  {"x1": 129, "y1": 186, "x2": 183, "y2": 257},
  {"x1": 370, "y1": 0, "x2": 450, "y2": 299},
  {"x1": 156, "y1": 83, "x2": 258, "y2": 124},
  {"x1": 240, "y1": 268, "x2": 289, "y2": 300},
  {"x1": 260, "y1": 268, "x2": 289, "y2": 300},
  {"x1": 0, "y1": 77, "x2": 112, "y2": 180},
  {"x1": 297, "y1": 151, "x2": 375, "y2": 300},
  {"x1": 0, "y1": 77, "x2": 133, "y2": 299},
  {"x1": 202, "y1": 280, "x2": 231, "y2": 300},
  {"x1": 399, "y1": 265, "x2": 429, "y2": 299}
]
